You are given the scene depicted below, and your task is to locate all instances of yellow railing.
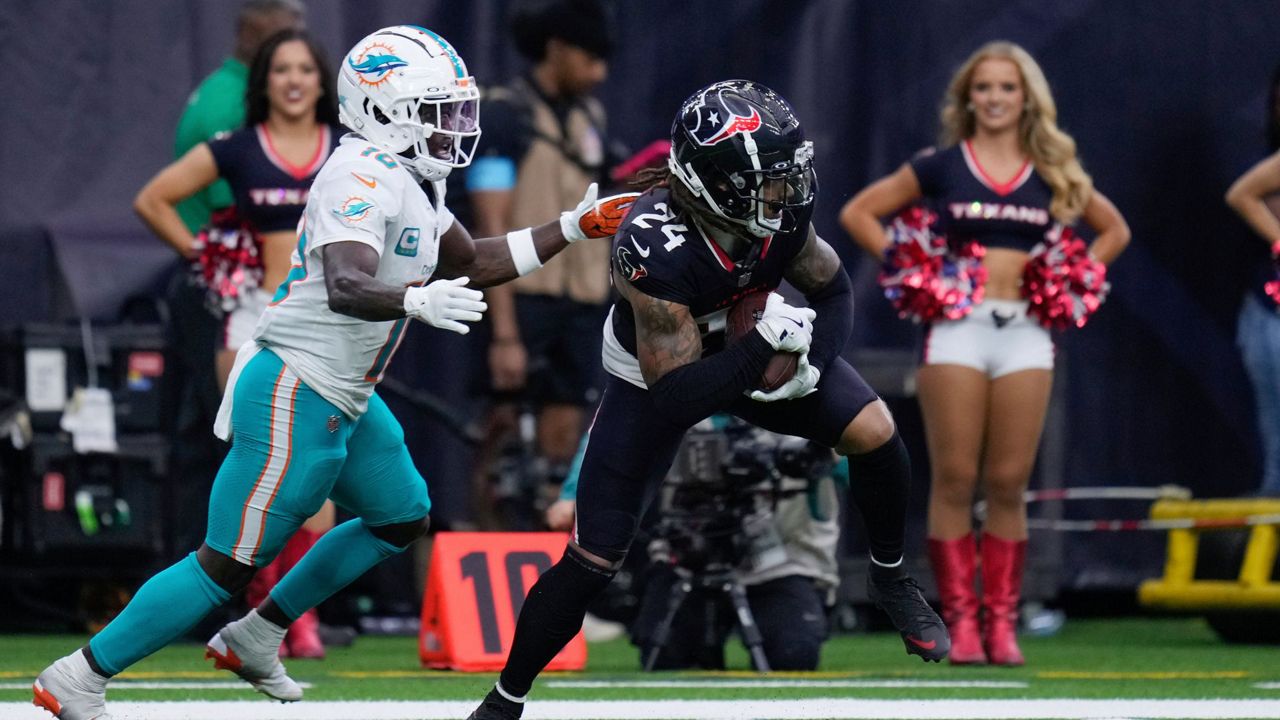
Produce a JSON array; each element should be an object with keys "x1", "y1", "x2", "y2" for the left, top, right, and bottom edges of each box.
[{"x1": 1138, "y1": 499, "x2": 1280, "y2": 610}]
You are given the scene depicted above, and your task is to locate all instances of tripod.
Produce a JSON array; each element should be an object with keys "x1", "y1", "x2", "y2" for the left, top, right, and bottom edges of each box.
[{"x1": 641, "y1": 563, "x2": 771, "y2": 672}]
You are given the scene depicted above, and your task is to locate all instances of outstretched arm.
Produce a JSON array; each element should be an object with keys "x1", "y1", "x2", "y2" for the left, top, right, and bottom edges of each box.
[
  {"x1": 435, "y1": 218, "x2": 569, "y2": 288},
  {"x1": 436, "y1": 185, "x2": 638, "y2": 288}
]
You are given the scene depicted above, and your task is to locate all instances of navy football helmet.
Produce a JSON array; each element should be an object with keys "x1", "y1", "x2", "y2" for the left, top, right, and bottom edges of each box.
[{"x1": 668, "y1": 80, "x2": 816, "y2": 238}]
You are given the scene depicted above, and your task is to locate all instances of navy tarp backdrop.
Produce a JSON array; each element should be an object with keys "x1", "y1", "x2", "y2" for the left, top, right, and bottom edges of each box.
[{"x1": 2, "y1": 0, "x2": 1279, "y2": 589}]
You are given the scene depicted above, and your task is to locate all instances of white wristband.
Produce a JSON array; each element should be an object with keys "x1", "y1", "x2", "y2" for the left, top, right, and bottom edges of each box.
[{"x1": 506, "y1": 228, "x2": 542, "y2": 277}]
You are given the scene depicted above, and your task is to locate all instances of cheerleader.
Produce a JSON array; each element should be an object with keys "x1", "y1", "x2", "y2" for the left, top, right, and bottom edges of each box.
[
  {"x1": 1224, "y1": 64, "x2": 1280, "y2": 497},
  {"x1": 840, "y1": 41, "x2": 1130, "y2": 665}
]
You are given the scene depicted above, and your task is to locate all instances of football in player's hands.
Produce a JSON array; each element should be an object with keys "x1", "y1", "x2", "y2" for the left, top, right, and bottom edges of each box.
[{"x1": 724, "y1": 290, "x2": 799, "y2": 392}]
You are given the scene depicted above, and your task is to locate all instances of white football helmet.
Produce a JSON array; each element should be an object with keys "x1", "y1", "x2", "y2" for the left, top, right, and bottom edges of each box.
[{"x1": 337, "y1": 26, "x2": 481, "y2": 181}]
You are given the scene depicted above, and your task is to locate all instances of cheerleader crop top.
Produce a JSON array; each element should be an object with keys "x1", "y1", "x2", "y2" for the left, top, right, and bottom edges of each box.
[
  {"x1": 908, "y1": 141, "x2": 1055, "y2": 253},
  {"x1": 207, "y1": 124, "x2": 341, "y2": 233}
]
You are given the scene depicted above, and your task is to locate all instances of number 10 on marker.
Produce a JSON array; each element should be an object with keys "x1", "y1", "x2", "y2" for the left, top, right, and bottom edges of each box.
[{"x1": 419, "y1": 532, "x2": 587, "y2": 671}]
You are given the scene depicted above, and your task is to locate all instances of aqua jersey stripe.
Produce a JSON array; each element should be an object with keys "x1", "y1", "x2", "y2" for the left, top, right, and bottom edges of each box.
[
  {"x1": 407, "y1": 25, "x2": 465, "y2": 78},
  {"x1": 270, "y1": 231, "x2": 309, "y2": 305}
]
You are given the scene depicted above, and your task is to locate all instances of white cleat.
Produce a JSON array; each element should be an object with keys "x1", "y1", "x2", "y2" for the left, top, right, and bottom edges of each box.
[
  {"x1": 206, "y1": 622, "x2": 303, "y2": 702},
  {"x1": 32, "y1": 653, "x2": 112, "y2": 720}
]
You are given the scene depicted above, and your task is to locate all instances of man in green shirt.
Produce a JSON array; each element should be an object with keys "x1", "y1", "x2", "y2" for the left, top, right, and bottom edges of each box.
[{"x1": 173, "y1": 0, "x2": 305, "y2": 233}]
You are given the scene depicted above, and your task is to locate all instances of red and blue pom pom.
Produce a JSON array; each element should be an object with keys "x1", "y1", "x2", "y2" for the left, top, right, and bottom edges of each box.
[
  {"x1": 879, "y1": 207, "x2": 987, "y2": 323},
  {"x1": 1022, "y1": 224, "x2": 1110, "y2": 330},
  {"x1": 193, "y1": 208, "x2": 263, "y2": 315},
  {"x1": 1266, "y1": 239, "x2": 1280, "y2": 306}
]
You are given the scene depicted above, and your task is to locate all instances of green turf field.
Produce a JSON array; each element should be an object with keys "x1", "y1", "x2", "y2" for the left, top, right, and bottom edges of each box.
[{"x1": 3, "y1": 616, "x2": 1278, "y2": 708}]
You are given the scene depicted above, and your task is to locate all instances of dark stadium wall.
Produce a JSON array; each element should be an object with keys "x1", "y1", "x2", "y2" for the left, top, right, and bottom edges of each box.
[{"x1": 2, "y1": 0, "x2": 1280, "y2": 587}]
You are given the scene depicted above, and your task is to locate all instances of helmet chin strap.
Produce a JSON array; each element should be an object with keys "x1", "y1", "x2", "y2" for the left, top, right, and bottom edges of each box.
[
  {"x1": 396, "y1": 138, "x2": 452, "y2": 182},
  {"x1": 670, "y1": 135, "x2": 777, "y2": 239},
  {"x1": 409, "y1": 156, "x2": 450, "y2": 182}
]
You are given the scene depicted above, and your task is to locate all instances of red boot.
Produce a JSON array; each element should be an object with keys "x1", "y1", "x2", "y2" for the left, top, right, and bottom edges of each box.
[
  {"x1": 278, "y1": 529, "x2": 326, "y2": 659},
  {"x1": 245, "y1": 558, "x2": 279, "y2": 610},
  {"x1": 927, "y1": 533, "x2": 986, "y2": 665},
  {"x1": 981, "y1": 534, "x2": 1026, "y2": 666},
  {"x1": 286, "y1": 608, "x2": 326, "y2": 659}
]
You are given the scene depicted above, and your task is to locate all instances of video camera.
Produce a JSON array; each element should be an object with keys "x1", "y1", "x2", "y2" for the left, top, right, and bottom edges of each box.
[
  {"x1": 637, "y1": 419, "x2": 836, "y2": 672},
  {"x1": 651, "y1": 419, "x2": 834, "y2": 574}
]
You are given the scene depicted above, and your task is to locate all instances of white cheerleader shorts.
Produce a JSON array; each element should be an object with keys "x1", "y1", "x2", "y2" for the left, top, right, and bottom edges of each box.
[
  {"x1": 222, "y1": 286, "x2": 268, "y2": 351},
  {"x1": 922, "y1": 298, "x2": 1054, "y2": 378}
]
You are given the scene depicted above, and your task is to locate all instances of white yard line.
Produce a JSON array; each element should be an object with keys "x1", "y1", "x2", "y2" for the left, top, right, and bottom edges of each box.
[
  {"x1": 5, "y1": 698, "x2": 1280, "y2": 719},
  {"x1": 548, "y1": 679, "x2": 1029, "y2": 688}
]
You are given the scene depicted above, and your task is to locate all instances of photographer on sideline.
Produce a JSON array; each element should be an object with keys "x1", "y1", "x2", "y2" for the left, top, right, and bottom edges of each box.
[{"x1": 547, "y1": 416, "x2": 845, "y2": 671}]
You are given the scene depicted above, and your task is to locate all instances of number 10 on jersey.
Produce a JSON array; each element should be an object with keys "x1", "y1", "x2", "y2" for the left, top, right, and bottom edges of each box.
[{"x1": 419, "y1": 532, "x2": 587, "y2": 671}]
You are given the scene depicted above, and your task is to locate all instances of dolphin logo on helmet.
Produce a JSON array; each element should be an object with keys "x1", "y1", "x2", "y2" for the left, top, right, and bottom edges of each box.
[
  {"x1": 348, "y1": 43, "x2": 408, "y2": 86},
  {"x1": 336, "y1": 26, "x2": 482, "y2": 182}
]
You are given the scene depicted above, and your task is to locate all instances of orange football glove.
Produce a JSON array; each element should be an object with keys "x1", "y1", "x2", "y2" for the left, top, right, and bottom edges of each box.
[{"x1": 560, "y1": 183, "x2": 641, "y2": 242}]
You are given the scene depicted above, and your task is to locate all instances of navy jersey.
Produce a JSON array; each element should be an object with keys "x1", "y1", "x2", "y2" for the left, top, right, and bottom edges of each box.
[
  {"x1": 207, "y1": 124, "x2": 342, "y2": 233},
  {"x1": 909, "y1": 141, "x2": 1054, "y2": 253},
  {"x1": 602, "y1": 188, "x2": 808, "y2": 387}
]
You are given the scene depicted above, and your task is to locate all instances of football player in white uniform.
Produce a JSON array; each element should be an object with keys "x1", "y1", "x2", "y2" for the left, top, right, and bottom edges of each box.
[{"x1": 33, "y1": 26, "x2": 634, "y2": 720}]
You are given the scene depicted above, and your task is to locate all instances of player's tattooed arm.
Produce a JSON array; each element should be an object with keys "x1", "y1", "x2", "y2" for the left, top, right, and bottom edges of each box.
[
  {"x1": 783, "y1": 224, "x2": 842, "y2": 295},
  {"x1": 623, "y1": 271, "x2": 772, "y2": 425},
  {"x1": 323, "y1": 241, "x2": 411, "y2": 321},
  {"x1": 618, "y1": 275, "x2": 703, "y2": 387},
  {"x1": 436, "y1": 219, "x2": 568, "y2": 288}
]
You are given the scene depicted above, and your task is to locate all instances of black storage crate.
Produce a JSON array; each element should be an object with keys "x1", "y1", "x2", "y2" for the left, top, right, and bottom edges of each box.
[
  {"x1": 18, "y1": 434, "x2": 168, "y2": 558},
  {"x1": 1, "y1": 323, "x2": 170, "y2": 433}
]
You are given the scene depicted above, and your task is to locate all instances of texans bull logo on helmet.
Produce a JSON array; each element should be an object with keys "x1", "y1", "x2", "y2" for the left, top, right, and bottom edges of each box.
[
  {"x1": 682, "y1": 89, "x2": 767, "y2": 147},
  {"x1": 668, "y1": 80, "x2": 816, "y2": 238}
]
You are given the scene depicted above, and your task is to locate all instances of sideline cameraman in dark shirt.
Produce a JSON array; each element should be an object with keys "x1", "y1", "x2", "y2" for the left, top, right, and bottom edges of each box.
[{"x1": 550, "y1": 416, "x2": 844, "y2": 670}]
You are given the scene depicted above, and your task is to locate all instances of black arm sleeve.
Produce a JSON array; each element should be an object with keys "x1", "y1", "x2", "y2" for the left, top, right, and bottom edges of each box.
[
  {"x1": 805, "y1": 269, "x2": 854, "y2": 374},
  {"x1": 649, "y1": 332, "x2": 775, "y2": 427}
]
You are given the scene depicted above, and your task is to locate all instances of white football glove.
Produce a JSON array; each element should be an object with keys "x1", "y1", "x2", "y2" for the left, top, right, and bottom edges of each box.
[
  {"x1": 754, "y1": 293, "x2": 816, "y2": 354},
  {"x1": 560, "y1": 183, "x2": 600, "y2": 244},
  {"x1": 403, "y1": 276, "x2": 487, "y2": 334},
  {"x1": 750, "y1": 353, "x2": 821, "y2": 402}
]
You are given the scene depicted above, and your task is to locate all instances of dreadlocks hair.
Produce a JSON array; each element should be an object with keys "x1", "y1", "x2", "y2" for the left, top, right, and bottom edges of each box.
[{"x1": 630, "y1": 165, "x2": 744, "y2": 236}]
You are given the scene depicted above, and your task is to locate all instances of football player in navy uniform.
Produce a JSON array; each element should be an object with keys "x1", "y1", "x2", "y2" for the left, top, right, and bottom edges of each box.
[
  {"x1": 469, "y1": 80, "x2": 949, "y2": 720},
  {"x1": 840, "y1": 42, "x2": 1129, "y2": 665}
]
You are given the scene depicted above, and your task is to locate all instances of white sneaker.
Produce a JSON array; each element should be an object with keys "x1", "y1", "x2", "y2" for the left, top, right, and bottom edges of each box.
[
  {"x1": 581, "y1": 612, "x2": 626, "y2": 644},
  {"x1": 32, "y1": 653, "x2": 112, "y2": 720},
  {"x1": 207, "y1": 619, "x2": 303, "y2": 702}
]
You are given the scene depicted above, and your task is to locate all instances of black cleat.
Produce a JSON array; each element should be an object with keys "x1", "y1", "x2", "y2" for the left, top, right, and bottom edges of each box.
[
  {"x1": 867, "y1": 564, "x2": 951, "y2": 663},
  {"x1": 467, "y1": 688, "x2": 524, "y2": 720}
]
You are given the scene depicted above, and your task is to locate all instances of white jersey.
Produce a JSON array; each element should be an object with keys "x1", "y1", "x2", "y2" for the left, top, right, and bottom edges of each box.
[{"x1": 243, "y1": 134, "x2": 454, "y2": 420}]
